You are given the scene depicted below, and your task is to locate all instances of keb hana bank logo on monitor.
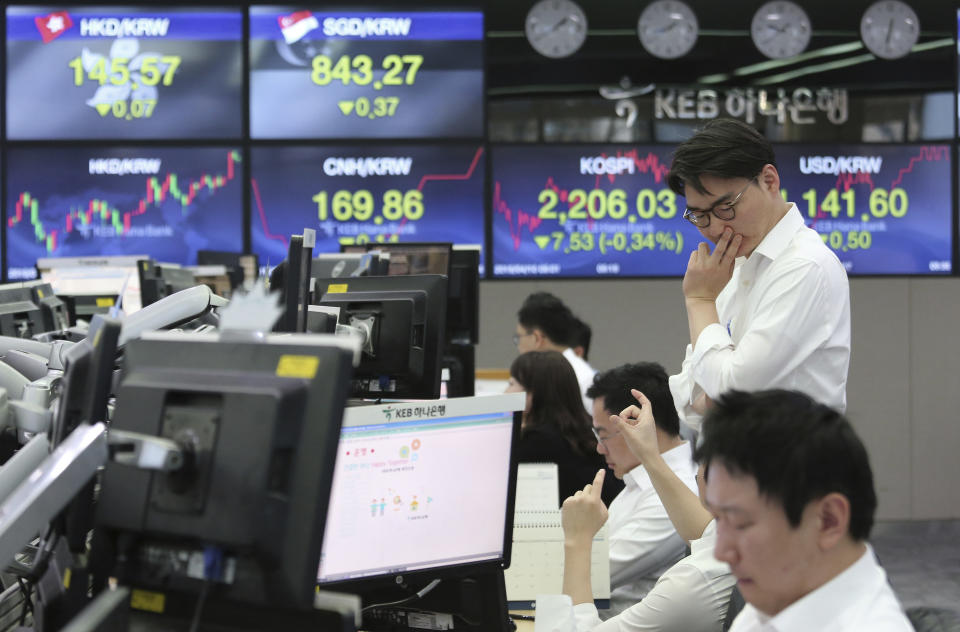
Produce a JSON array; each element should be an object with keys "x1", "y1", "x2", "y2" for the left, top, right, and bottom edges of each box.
[{"x1": 34, "y1": 11, "x2": 74, "y2": 43}]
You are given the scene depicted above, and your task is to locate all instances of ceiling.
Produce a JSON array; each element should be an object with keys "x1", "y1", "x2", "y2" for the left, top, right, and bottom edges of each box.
[{"x1": 480, "y1": 0, "x2": 956, "y2": 95}]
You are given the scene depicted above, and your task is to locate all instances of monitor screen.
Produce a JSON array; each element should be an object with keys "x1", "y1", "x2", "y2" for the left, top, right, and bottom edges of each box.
[
  {"x1": 317, "y1": 394, "x2": 521, "y2": 584},
  {"x1": 775, "y1": 144, "x2": 952, "y2": 275},
  {"x1": 97, "y1": 333, "x2": 356, "y2": 609},
  {"x1": 250, "y1": 144, "x2": 485, "y2": 269},
  {"x1": 342, "y1": 242, "x2": 452, "y2": 276},
  {"x1": 37, "y1": 257, "x2": 143, "y2": 313},
  {"x1": 249, "y1": 7, "x2": 484, "y2": 139},
  {"x1": 5, "y1": 146, "x2": 243, "y2": 280},
  {"x1": 490, "y1": 144, "x2": 703, "y2": 278},
  {"x1": 315, "y1": 274, "x2": 447, "y2": 399},
  {"x1": 6, "y1": 6, "x2": 243, "y2": 140}
]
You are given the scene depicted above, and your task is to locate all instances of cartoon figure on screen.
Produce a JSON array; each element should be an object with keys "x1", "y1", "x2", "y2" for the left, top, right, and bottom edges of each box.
[{"x1": 410, "y1": 495, "x2": 419, "y2": 512}]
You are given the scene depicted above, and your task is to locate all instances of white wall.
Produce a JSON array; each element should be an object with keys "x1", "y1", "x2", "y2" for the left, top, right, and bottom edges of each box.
[{"x1": 476, "y1": 277, "x2": 960, "y2": 520}]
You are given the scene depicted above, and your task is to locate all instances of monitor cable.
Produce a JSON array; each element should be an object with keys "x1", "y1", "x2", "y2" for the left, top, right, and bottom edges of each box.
[{"x1": 360, "y1": 578, "x2": 442, "y2": 614}]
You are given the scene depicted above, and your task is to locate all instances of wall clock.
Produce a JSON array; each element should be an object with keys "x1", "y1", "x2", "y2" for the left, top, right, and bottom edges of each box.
[
  {"x1": 525, "y1": 0, "x2": 588, "y2": 59},
  {"x1": 751, "y1": 1, "x2": 812, "y2": 59},
  {"x1": 860, "y1": 0, "x2": 920, "y2": 60},
  {"x1": 637, "y1": 0, "x2": 699, "y2": 60}
]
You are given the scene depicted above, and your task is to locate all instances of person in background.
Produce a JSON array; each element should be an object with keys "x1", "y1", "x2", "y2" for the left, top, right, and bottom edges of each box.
[
  {"x1": 698, "y1": 389, "x2": 911, "y2": 632},
  {"x1": 584, "y1": 363, "x2": 697, "y2": 615},
  {"x1": 554, "y1": 388, "x2": 735, "y2": 631},
  {"x1": 514, "y1": 292, "x2": 596, "y2": 413},
  {"x1": 666, "y1": 118, "x2": 850, "y2": 430},
  {"x1": 570, "y1": 316, "x2": 593, "y2": 362},
  {"x1": 507, "y1": 351, "x2": 622, "y2": 506}
]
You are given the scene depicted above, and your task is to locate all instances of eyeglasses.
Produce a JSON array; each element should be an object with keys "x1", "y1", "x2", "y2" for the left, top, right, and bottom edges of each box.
[
  {"x1": 682, "y1": 177, "x2": 756, "y2": 228},
  {"x1": 592, "y1": 426, "x2": 621, "y2": 446},
  {"x1": 512, "y1": 330, "x2": 534, "y2": 346}
]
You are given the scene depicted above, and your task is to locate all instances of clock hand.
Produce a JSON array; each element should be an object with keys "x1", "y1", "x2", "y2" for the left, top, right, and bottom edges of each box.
[{"x1": 885, "y1": 18, "x2": 894, "y2": 46}]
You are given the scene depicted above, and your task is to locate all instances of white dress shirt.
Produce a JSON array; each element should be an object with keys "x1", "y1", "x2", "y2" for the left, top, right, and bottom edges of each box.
[
  {"x1": 569, "y1": 520, "x2": 736, "y2": 631},
  {"x1": 606, "y1": 443, "x2": 699, "y2": 615},
  {"x1": 729, "y1": 544, "x2": 912, "y2": 632},
  {"x1": 670, "y1": 205, "x2": 850, "y2": 431},
  {"x1": 563, "y1": 347, "x2": 599, "y2": 414}
]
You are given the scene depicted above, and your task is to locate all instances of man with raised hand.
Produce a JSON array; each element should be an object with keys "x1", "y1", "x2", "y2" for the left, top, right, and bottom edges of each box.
[
  {"x1": 666, "y1": 118, "x2": 850, "y2": 429},
  {"x1": 555, "y1": 389, "x2": 735, "y2": 631}
]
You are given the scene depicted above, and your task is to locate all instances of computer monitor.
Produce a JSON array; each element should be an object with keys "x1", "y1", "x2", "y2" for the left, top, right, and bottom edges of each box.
[
  {"x1": 51, "y1": 316, "x2": 121, "y2": 448},
  {"x1": 0, "y1": 281, "x2": 73, "y2": 332},
  {"x1": 317, "y1": 393, "x2": 522, "y2": 589},
  {"x1": 273, "y1": 234, "x2": 314, "y2": 333},
  {"x1": 94, "y1": 332, "x2": 356, "y2": 615},
  {"x1": 138, "y1": 260, "x2": 198, "y2": 308},
  {"x1": 0, "y1": 285, "x2": 44, "y2": 338},
  {"x1": 197, "y1": 250, "x2": 259, "y2": 291},
  {"x1": 447, "y1": 246, "x2": 480, "y2": 345},
  {"x1": 314, "y1": 274, "x2": 447, "y2": 399},
  {"x1": 312, "y1": 253, "x2": 388, "y2": 279},
  {"x1": 37, "y1": 256, "x2": 144, "y2": 318},
  {"x1": 341, "y1": 242, "x2": 452, "y2": 277},
  {"x1": 343, "y1": 243, "x2": 474, "y2": 345},
  {"x1": 27, "y1": 282, "x2": 70, "y2": 332}
]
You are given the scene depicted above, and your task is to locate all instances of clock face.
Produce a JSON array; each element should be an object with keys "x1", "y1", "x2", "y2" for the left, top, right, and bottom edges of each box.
[
  {"x1": 525, "y1": 0, "x2": 588, "y2": 59},
  {"x1": 637, "y1": 0, "x2": 699, "y2": 60},
  {"x1": 860, "y1": 0, "x2": 920, "y2": 60},
  {"x1": 751, "y1": 1, "x2": 812, "y2": 59}
]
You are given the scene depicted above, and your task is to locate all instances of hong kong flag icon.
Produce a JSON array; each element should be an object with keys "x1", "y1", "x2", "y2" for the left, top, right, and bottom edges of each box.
[{"x1": 35, "y1": 11, "x2": 73, "y2": 43}]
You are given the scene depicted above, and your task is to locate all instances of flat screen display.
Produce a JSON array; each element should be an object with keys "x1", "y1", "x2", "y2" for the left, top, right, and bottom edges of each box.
[
  {"x1": 776, "y1": 144, "x2": 952, "y2": 275},
  {"x1": 492, "y1": 143, "x2": 953, "y2": 278},
  {"x1": 250, "y1": 144, "x2": 485, "y2": 269},
  {"x1": 6, "y1": 146, "x2": 244, "y2": 280},
  {"x1": 317, "y1": 398, "x2": 517, "y2": 584},
  {"x1": 6, "y1": 6, "x2": 243, "y2": 140},
  {"x1": 491, "y1": 144, "x2": 703, "y2": 278},
  {"x1": 249, "y1": 7, "x2": 483, "y2": 139}
]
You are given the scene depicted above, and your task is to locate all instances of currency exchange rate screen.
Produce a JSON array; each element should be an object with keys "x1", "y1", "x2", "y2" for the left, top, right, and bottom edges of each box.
[
  {"x1": 249, "y1": 7, "x2": 483, "y2": 139},
  {"x1": 491, "y1": 144, "x2": 704, "y2": 278},
  {"x1": 6, "y1": 146, "x2": 243, "y2": 279},
  {"x1": 6, "y1": 6, "x2": 243, "y2": 139},
  {"x1": 775, "y1": 144, "x2": 952, "y2": 275},
  {"x1": 250, "y1": 144, "x2": 485, "y2": 268},
  {"x1": 492, "y1": 143, "x2": 953, "y2": 278}
]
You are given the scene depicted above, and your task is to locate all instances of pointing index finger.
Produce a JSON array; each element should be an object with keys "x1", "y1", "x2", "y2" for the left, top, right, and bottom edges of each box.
[
  {"x1": 591, "y1": 469, "x2": 605, "y2": 498},
  {"x1": 630, "y1": 389, "x2": 652, "y2": 410}
]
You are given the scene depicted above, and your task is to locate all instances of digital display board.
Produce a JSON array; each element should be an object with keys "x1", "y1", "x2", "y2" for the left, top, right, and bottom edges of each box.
[
  {"x1": 6, "y1": 146, "x2": 244, "y2": 280},
  {"x1": 6, "y1": 6, "x2": 243, "y2": 139},
  {"x1": 491, "y1": 145, "x2": 704, "y2": 278},
  {"x1": 250, "y1": 144, "x2": 485, "y2": 270},
  {"x1": 492, "y1": 144, "x2": 953, "y2": 278},
  {"x1": 776, "y1": 144, "x2": 952, "y2": 275},
  {"x1": 249, "y1": 7, "x2": 483, "y2": 139}
]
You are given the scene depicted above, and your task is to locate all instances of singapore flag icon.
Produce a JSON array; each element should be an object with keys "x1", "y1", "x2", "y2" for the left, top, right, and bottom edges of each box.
[{"x1": 278, "y1": 10, "x2": 319, "y2": 45}]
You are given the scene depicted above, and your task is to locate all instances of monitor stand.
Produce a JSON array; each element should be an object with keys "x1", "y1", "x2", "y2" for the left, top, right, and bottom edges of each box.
[{"x1": 358, "y1": 568, "x2": 511, "y2": 632}]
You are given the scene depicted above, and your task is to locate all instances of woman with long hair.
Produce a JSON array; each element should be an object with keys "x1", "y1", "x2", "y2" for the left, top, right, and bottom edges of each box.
[{"x1": 507, "y1": 350, "x2": 622, "y2": 506}]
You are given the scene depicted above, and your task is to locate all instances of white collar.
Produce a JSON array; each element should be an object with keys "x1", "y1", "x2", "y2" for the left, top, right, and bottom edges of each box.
[
  {"x1": 623, "y1": 441, "x2": 692, "y2": 490},
  {"x1": 751, "y1": 204, "x2": 804, "y2": 262},
  {"x1": 759, "y1": 544, "x2": 879, "y2": 630}
]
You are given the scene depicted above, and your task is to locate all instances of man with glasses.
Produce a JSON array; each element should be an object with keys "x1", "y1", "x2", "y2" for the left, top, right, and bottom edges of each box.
[
  {"x1": 585, "y1": 362, "x2": 697, "y2": 615},
  {"x1": 667, "y1": 118, "x2": 851, "y2": 430},
  {"x1": 515, "y1": 291, "x2": 597, "y2": 413}
]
